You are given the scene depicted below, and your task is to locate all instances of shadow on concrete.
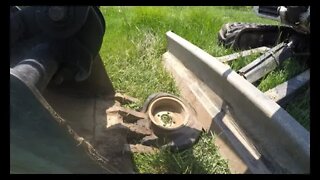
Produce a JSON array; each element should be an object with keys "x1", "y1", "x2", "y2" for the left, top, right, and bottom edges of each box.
[
  {"x1": 10, "y1": 55, "x2": 137, "y2": 173},
  {"x1": 209, "y1": 98, "x2": 309, "y2": 174}
]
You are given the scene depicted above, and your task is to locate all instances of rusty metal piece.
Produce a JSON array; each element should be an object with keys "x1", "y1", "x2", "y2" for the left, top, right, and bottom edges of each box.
[
  {"x1": 148, "y1": 96, "x2": 189, "y2": 132},
  {"x1": 106, "y1": 92, "x2": 202, "y2": 152},
  {"x1": 145, "y1": 93, "x2": 203, "y2": 151}
]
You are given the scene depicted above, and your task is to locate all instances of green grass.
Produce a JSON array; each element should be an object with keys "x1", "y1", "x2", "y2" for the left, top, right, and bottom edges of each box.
[
  {"x1": 100, "y1": 6, "x2": 276, "y2": 105},
  {"x1": 99, "y1": 6, "x2": 309, "y2": 173},
  {"x1": 257, "y1": 58, "x2": 309, "y2": 92},
  {"x1": 133, "y1": 132, "x2": 230, "y2": 174},
  {"x1": 285, "y1": 87, "x2": 310, "y2": 131}
]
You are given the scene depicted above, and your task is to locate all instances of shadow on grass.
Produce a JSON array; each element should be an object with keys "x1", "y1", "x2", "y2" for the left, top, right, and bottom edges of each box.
[{"x1": 132, "y1": 129, "x2": 230, "y2": 174}]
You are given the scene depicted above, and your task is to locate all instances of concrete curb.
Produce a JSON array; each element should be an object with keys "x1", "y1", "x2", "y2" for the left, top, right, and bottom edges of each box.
[{"x1": 163, "y1": 31, "x2": 309, "y2": 174}]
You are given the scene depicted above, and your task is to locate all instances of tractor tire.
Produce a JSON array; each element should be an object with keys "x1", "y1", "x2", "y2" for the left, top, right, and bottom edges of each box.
[
  {"x1": 218, "y1": 22, "x2": 292, "y2": 51},
  {"x1": 218, "y1": 22, "x2": 251, "y2": 49}
]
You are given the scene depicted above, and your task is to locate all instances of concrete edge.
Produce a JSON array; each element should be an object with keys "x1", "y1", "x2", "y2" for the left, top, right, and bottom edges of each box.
[{"x1": 164, "y1": 31, "x2": 310, "y2": 173}]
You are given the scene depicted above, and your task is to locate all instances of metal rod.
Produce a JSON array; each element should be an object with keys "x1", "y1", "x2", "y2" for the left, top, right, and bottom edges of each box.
[
  {"x1": 217, "y1": 46, "x2": 270, "y2": 63},
  {"x1": 238, "y1": 41, "x2": 294, "y2": 83}
]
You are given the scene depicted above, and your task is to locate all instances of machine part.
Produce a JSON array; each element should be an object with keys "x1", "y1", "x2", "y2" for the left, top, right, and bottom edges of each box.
[
  {"x1": 11, "y1": 58, "x2": 57, "y2": 92},
  {"x1": 105, "y1": 92, "x2": 203, "y2": 152},
  {"x1": 148, "y1": 96, "x2": 189, "y2": 130},
  {"x1": 218, "y1": 22, "x2": 293, "y2": 50},
  {"x1": 254, "y1": 6, "x2": 310, "y2": 34},
  {"x1": 238, "y1": 41, "x2": 294, "y2": 83},
  {"x1": 216, "y1": 46, "x2": 270, "y2": 63},
  {"x1": 10, "y1": 6, "x2": 105, "y2": 83},
  {"x1": 35, "y1": 6, "x2": 90, "y2": 39},
  {"x1": 10, "y1": 7, "x2": 24, "y2": 46},
  {"x1": 264, "y1": 69, "x2": 310, "y2": 106},
  {"x1": 10, "y1": 43, "x2": 60, "y2": 92},
  {"x1": 10, "y1": 6, "x2": 123, "y2": 173},
  {"x1": 218, "y1": 6, "x2": 309, "y2": 85},
  {"x1": 280, "y1": 6, "x2": 310, "y2": 34},
  {"x1": 218, "y1": 6, "x2": 310, "y2": 50},
  {"x1": 142, "y1": 93, "x2": 203, "y2": 151},
  {"x1": 253, "y1": 6, "x2": 280, "y2": 20}
]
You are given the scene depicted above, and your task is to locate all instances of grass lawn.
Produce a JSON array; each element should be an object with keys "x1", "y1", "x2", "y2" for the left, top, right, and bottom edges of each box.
[
  {"x1": 133, "y1": 132, "x2": 230, "y2": 174},
  {"x1": 99, "y1": 6, "x2": 309, "y2": 173}
]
